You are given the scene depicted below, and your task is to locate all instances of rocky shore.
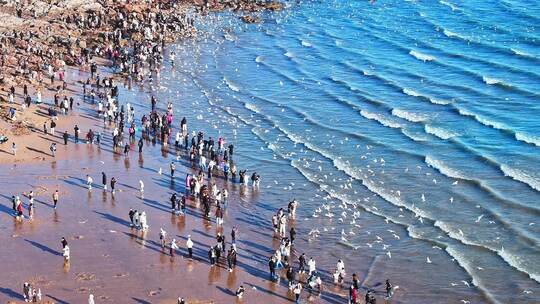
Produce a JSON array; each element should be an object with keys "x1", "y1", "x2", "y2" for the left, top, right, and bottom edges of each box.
[{"x1": 0, "y1": 0, "x2": 282, "y2": 163}]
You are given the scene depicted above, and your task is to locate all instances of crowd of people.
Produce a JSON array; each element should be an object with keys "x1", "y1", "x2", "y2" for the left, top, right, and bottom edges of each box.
[{"x1": 1, "y1": 1, "x2": 397, "y2": 303}]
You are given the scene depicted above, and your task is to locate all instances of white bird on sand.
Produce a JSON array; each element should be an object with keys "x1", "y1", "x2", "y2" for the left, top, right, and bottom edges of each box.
[{"x1": 426, "y1": 257, "x2": 432, "y2": 264}]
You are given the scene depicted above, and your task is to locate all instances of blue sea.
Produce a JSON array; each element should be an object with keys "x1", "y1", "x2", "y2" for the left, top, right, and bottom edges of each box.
[{"x1": 123, "y1": 0, "x2": 540, "y2": 302}]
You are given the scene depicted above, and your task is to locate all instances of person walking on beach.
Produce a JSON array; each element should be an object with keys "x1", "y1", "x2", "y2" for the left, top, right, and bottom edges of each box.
[
  {"x1": 308, "y1": 257, "x2": 317, "y2": 275},
  {"x1": 385, "y1": 279, "x2": 394, "y2": 299},
  {"x1": 160, "y1": 228, "x2": 167, "y2": 249},
  {"x1": 102, "y1": 172, "x2": 107, "y2": 190},
  {"x1": 186, "y1": 235, "x2": 193, "y2": 259},
  {"x1": 110, "y1": 177, "x2": 116, "y2": 194},
  {"x1": 52, "y1": 190, "x2": 59, "y2": 209},
  {"x1": 170, "y1": 239, "x2": 179, "y2": 256},
  {"x1": 50, "y1": 143, "x2": 57, "y2": 157},
  {"x1": 235, "y1": 285, "x2": 245, "y2": 298},
  {"x1": 11, "y1": 142, "x2": 16, "y2": 155},
  {"x1": 138, "y1": 138, "x2": 144, "y2": 153},
  {"x1": 129, "y1": 208, "x2": 135, "y2": 227}
]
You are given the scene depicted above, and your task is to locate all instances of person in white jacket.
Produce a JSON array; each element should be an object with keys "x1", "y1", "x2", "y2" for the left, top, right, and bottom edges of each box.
[{"x1": 186, "y1": 235, "x2": 194, "y2": 259}]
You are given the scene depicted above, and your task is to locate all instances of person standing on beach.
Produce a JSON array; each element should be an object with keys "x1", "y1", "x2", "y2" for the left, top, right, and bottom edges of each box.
[
  {"x1": 298, "y1": 253, "x2": 307, "y2": 274},
  {"x1": 11, "y1": 142, "x2": 16, "y2": 155},
  {"x1": 102, "y1": 172, "x2": 107, "y2": 190},
  {"x1": 74, "y1": 125, "x2": 80, "y2": 143},
  {"x1": 170, "y1": 162, "x2": 176, "y2": 177},
  {"x1": 50, "y1": 120, "x2": 56, "y2": 135},
  {"x1": 52, "y1": 190, "x2": 59, "y2": 209},
  {"x1": 110, "y1": 177, "x2": 117, "y2": 194},
  {"x1": 293, "y1": 282, "x2": 302, "y2": 303},
  {"x1": 186, "y1": 235, "x2": 193, "y2": 259},
  {"x1": 138, "y1": 138, "x2": 143, "y2": 153},
  {"x1": 61, "y1": 237, "x2": 68, "y2": 249},
  {"x1": 139, "y1": 180, "x2": 144, "y2": 193},
  {"x1": 63, "y1": 131, "x2": 69, "y2": 145},
  {"x1": 129, "y1": 208, "x2": 135, "y2": 227},
  {"x1": 86, "y1": 175, "x2": 93, "y2": 190}
]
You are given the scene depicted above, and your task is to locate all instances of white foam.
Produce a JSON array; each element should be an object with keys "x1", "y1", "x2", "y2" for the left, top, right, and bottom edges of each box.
[
  {"x1": 301, "y1": 40, "x2": 312, "y2": 47},
  {"x1": 392, "y1": 108, "x2": 428, "y2": 123},
  {"x1": 403, "y1": 88, "x2": 421, "y2": 97},
  {"x1": 439, "y1": 0, "x2": 460, "y2": 11},
  {"x1": 511, "y1": 48, "x2": 533, "y2": 58},
  {"x1": 515, "y1": 132, "x2": 540, "y2": 147},
  {"x1": 482, "y1": 76, "x2": 511, "y2": 87},
  {"x1": 244, "y1": 103, "x2": 260, "y2": 113},
  {"x1": 409, "y1": 50, "x2": 436, "y2": 62},
  {"x1": 498, "y1": 247, "x2": 540, "y2": 284},
  {"x1": 457, "y1": 108, "x2": 507, "y2": 130},
  {"x1": 425, "y1": 125, "x2": 458, "y2": 140},
  {"x1": 401, "y1": 129, "x2": 429, "y2": 142},
  {"x1": 500, "y1": 164, "x2": 540, "y2": 192},
  {"x1": 223, "y1": 77, "x2": 240, "y2": 92},
  {"x1": 284, "y1": 51, "x2": 294, "y2": 58},
  {"x1": 255, "y1": 55, "x2": 264, "y2": 63},
  {"x1": 360, "y1": 110, "x2": 402, "y2": 129},
  {"x1": 425, "y1": 156, "x2": 470, "y2": 180},
  {"x1": 429, "y1": 97, "x2": 452, "y2": 105}
]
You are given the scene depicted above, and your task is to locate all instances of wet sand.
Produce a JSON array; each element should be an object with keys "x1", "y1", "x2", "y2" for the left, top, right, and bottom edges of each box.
[{"x1": 0, "y1": 134, "x2": 348, "y2": 303}]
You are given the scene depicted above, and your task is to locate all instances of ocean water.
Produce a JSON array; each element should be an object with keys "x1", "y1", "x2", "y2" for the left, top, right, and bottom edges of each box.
[{"x1": 123, "y1": 0, "x2": 539, "y2": 302}]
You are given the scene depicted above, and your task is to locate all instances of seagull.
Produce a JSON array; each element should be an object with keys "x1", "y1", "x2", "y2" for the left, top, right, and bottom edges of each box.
[
  {"x1": 426, "y1": 257, "x2": 432, "y2": 264},
  {"x1": 475, "y1": 214, "x2": 484, "y2": 223},
  {"x1": 386, "y1": 251, "x2": 392, "y2": 259},
  {"x1": 452, "y1": 180, "x2": 458, "y2": 185},
  {"x1": 449, "y1": 197, "x2": 454, "y2": 203}
]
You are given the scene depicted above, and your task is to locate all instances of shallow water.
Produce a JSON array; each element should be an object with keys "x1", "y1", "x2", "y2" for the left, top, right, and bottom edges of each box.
[{"x1": 126, "y1": 0, "x2": 539, "y2": 302}]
